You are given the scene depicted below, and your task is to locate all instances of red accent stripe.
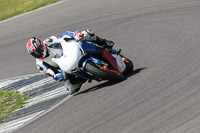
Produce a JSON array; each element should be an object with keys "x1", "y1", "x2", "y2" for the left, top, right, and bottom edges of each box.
[
  {"x1": 27, "y1": 40, "x2": 33, "y2": 48},
  {"x1": 31, "y1": 48, "x2": 35, "y2": 52},
  {"x1": 74, "y1": 31, "x2": 83, "y2": 37},
  {"x1": 40, "y1": 56, "x2": 44, "y2": 59},
  {"x1": 74, "y1": 31, "x2": 80, "y2": 37},
  {"x1": 102, "y1": 49, "x2": 120, "y2": 72}
]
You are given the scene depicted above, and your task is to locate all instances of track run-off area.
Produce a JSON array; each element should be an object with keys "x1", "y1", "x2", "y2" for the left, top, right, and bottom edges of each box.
[{"x1": 1, "y1": 0, "x2": 200, "y2": 133}]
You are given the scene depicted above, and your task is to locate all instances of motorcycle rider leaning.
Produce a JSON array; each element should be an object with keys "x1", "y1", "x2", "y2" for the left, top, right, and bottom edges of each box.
[{"x1": 26, "y1": 29, "x2": 114, "y2": 94}]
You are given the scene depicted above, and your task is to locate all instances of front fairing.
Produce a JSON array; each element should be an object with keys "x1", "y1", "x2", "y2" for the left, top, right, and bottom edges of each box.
[
  {"x1": 52, "y1": 40, "x2": 82, "y2": 73},
  {"x1": 112, "y1": 54, "x2": 126, "y2": 73}
]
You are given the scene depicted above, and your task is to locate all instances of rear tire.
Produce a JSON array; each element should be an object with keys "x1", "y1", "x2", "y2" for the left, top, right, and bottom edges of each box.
[{"x1": 85, "y1": 62, "x2": 124, "y2": 82}]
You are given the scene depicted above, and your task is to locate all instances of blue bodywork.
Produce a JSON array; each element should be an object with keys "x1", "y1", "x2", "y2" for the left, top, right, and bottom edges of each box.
[
  {"x1": 80, "y1": 41, "x2": 104, "y2": 68},
  {"x1": 81, "y1": 41, "x2": 103, "y2": 56},
  {"x1": 57, "y1": 30, "x2": 75, "y2": 38},
  {"x1": 71, "y1": 41, "x2": 105, "y2": 79}
]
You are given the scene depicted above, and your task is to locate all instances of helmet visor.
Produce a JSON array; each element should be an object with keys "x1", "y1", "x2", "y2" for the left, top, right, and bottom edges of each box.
[{"x1": 30, "y1": 44, "x2": 45, "y2": 59}]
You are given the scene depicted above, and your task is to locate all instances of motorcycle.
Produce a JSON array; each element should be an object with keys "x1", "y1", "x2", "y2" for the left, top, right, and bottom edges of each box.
[{"x1": 52, "y1": 39, "x2": 133, "y2": 82}]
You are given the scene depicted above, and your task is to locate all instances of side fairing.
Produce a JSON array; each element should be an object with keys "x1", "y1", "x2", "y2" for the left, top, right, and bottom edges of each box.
[{"x1": 81, "y1": 41, "x2": 103, "y2": 56}]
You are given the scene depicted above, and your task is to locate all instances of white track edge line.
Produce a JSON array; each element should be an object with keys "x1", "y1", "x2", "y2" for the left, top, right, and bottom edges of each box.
[
  {"x1": 11, "y1": 94, "x2": 72, "y2": 133},
  {"x1": 0, "y1": 1, "x2": 65, "y2": 24}
]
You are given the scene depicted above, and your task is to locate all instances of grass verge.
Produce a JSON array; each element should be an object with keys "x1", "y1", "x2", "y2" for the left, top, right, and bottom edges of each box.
[
  {"x1": 0, "y1": 0, "x2": 61, "y2": 21},
  {"x1": 0, "y1": 90, "x2": 29, "y2": 123}
]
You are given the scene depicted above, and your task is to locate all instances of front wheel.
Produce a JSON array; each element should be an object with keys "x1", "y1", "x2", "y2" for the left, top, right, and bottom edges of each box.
[
  {"x1": 121, "y1": 56, "x2": 134, "y2": 75},
  {"x1": 85, "y1": 62, "x2": 124, "y2": 82}
]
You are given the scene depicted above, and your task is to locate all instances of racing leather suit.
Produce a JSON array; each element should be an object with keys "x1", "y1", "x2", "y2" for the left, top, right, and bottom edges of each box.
[{"x1": 36, "y1": 30, "x2": 114, "y2": 94}]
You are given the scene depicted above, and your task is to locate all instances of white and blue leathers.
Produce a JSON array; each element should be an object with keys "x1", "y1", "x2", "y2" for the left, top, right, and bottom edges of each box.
[{"x1": 36, "y1": 30, "x2": 97, "y2": 94}]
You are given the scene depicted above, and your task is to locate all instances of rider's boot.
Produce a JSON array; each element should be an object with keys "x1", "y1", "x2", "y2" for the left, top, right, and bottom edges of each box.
[
  {"x1": 95, "y1": 36, "x2": 114, "y2": 49},
  {"x1": 64, "y1": 75, "x2": 87, "y2": 95}
]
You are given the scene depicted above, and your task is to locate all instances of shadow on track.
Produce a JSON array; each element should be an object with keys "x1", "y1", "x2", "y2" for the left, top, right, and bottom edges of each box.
[
  {"x1": 75, "y1": 67, "x2": 146, "y2": 96},
  {"x1": 126, "y1": 67, "x2": 146, "y2": 78}
]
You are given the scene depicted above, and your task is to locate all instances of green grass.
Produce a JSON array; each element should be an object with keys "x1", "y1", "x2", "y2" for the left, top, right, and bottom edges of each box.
[
  {"x1": 0, "y1": 0, "x2": 61, "y2": 21},
  {"x1": 0, "y1": 90, "x2": 29, "y2": 122}
]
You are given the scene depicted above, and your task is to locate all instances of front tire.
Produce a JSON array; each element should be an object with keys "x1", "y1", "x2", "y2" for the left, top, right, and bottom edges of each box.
[{"x1": 121, "y1": 56, "x2": 134, "y2": 75}]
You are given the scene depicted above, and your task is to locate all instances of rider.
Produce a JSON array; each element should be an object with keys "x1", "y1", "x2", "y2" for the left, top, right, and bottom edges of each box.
[{"x1": 26, "y1": 29, "x2": 114, "y2": 94}]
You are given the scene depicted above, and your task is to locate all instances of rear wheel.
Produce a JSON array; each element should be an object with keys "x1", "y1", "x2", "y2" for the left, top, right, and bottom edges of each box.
[{"x1": 85, "y1": 62, "x2": 124, "y2": 82}]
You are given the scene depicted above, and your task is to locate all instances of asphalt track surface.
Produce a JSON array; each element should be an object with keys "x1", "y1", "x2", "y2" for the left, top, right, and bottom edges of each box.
[{"x1": 1, "y1": 0, "x2": 200, "y2": 132}]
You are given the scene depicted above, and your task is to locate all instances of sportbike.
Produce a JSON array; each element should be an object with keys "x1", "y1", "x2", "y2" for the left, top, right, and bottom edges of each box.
[{"x1": 52, "y1": 39, "x2": 133, "y2": 82}]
